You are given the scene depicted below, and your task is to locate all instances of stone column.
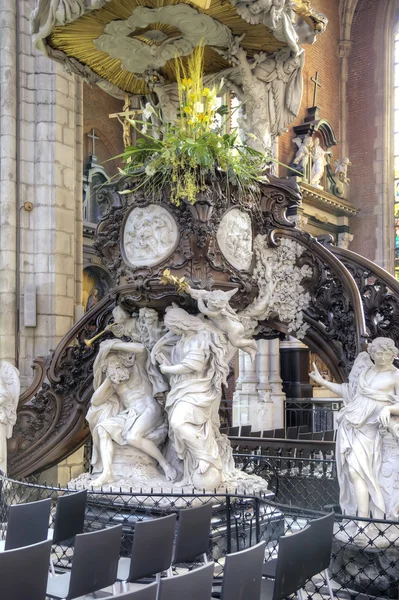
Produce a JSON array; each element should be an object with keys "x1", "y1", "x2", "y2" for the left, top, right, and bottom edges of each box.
[
  {"x1": 1, "y1": 0, "x2": 84, "y2": 384},
  {"x1": 256, "y1": 339, "x2": 274, "y2": 430},
  {"x1": 268, "y1": 338, "x2": 285, "y2": 429},
  {"x1": 0, "y1": 0, "x2": 17, "y2": 364}
]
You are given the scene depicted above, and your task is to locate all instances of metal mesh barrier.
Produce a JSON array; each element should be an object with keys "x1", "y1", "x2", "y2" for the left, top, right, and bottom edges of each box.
[{"x1": 1, "y1": 469, "x2": 398, "y2": 598}]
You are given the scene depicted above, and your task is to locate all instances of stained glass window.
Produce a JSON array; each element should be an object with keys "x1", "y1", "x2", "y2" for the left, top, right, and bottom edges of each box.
[{"x1": 394, "y1": 32, "x2": 399, "y2": 278}]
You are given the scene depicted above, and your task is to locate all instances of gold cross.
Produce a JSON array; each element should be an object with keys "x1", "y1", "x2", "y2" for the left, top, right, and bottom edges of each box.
[{"x1": 109, "y1": 93, "x2": 143, "y2": 149}]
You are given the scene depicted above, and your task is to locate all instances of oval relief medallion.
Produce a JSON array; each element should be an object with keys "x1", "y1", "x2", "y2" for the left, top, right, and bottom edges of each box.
[
  {"x1": 122, "y1": 204, "x2": 179, "y2": 267},
  {"x1": 216, "y1": 208, "x2": 253, "y2": 271}
]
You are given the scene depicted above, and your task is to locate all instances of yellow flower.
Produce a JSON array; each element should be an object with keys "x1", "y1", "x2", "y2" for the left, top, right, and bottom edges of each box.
[
  {"x1": 181, "y1": 78, "x2": 193, "y2": 87},
  {"x1": 188, "y1": 119, "x2": 195, "y2": 125},
  {"x1": 183, "y1": 106, "x2": 192, "y2": 115},
  {"x1": 189, "y1": 93, "x2": 196, "y2": 101},
  {"x1": 203, "y1": 87, "x2": 211, "y2": 96},
  {"x1": 197, "y1": 113, "x2": 209, "y2": 123}
]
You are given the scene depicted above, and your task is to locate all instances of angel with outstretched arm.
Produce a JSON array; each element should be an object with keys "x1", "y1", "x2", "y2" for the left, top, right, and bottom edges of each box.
[{"x1": 310, "y1": 338, "x2": 399, "y2": 519}]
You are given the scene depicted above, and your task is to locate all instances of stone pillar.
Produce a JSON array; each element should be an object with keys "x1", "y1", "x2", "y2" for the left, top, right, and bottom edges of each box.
[
  {"x1": 233, "y1": 338, "x2": 285, "y2": 431},
  {"x1": 268, "y1": 338, "x2": 285, "y2": 429},
  {"x1": 0, "y1": 0, "x2": 17, "y2": 364}
]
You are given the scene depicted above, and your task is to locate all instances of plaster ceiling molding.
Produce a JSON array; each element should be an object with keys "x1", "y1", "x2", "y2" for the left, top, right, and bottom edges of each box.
[{"x1": 93, "y1": 5, "x2": 234, "y2": 74}]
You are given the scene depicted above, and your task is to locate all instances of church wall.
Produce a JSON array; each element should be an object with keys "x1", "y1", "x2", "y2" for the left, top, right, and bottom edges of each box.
[
  {"x1": 347, "y1": 0, "x2": 396, "y2": 272},
  {"x1": 0, "y1": 0, "x2": 84, "y2": 387},
  {"x1": 278, "y1": 0, "x2": 341, "y2": 173},
  {"x1": 83, "y1": 83, "x2": 124, "y2": 176}
]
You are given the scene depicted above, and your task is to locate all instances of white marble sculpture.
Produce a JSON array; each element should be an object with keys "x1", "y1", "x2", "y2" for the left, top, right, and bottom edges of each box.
[
  {"x1": 151, "y1": 305, "x2": 235, "y2": 490},
  {"x1": 123, "y1": 204, "x2": 178, "y2": 267},
  {"x1": 292, "y1": 136, "x2": 312, "y2": 173},
  {"x1": 239, "y1": 236, "x2": 311, "y2": 339},
  {"x1": 225, "y1": 45, "x2": 304, "y2": 152},
  {"x1": 310, "y1": 338, "x2": 399, "y2": 519},
  {"x1": 216, "y1": 207, "x2": 253, "y2": 271},
  {"x1": 310, "y1": 138, "x2": 331, "y2": 189},
  {"x1": 93, "y1": 5, "x2": 233, "y2": 74},
  {"x1": 188, "y1": 287, "x2": 258, "y2": 359},
  {"x1": 232, "y1": 0, "x2": 302, "y2": 58},
  {"x1": 334, "y1": 157, "x2": 351, "y2": 185},
  {"x1": 0, "y1": 360, "x2": 20, "y2": 475}
]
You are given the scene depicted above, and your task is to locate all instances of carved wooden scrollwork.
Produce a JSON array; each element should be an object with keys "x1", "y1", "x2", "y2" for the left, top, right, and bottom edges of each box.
[{"x1": 325, "y1": 243, "x2": 399, "y2": 348}]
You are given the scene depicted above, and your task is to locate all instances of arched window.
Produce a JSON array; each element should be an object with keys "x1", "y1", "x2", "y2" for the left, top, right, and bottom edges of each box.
[{"x1": 394, "y1": 28, "x2": 399, "y2": 278}]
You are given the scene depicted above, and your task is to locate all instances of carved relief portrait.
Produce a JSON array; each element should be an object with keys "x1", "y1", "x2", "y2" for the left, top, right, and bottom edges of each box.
[
  {"x1": 122, "y1": 204, "x2": 179, "y2": 267},
  {"x1": 216, "y1": 208, "x2": 253, "y2": 271}
]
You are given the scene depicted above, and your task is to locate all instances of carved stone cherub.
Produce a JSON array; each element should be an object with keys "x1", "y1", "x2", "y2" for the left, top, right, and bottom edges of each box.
[
  {"x1": 188, "y1": 287, "x2": 257, "y2": 360},
  {"x1": 292, "y1": 135, "x2": 312, "y2": 173}
]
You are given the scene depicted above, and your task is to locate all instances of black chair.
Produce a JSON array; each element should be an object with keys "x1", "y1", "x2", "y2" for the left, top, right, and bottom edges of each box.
[
  {"x1": 49, "y1": 489, "x2": 87, "y2": 575},
  {"x1": 261, "y1": 526, "x2": 313, "y2": 600},
  {"x1": 118, "y1": 514, "x2": 176, "y2": 592},
  {"x1": 262, "y1": 513, "x2": 335, "y2": 600},
  {"x1": 298, "y1": 432, "x2": 313, "y2": 440},
  {"x1": 312, "y1": 431, "x2": 324, "y2": 441},
  {"x1": 171, "y1": 503, "x2": 213, "y2": 569},
  {"x1": 286, "y1": 426, "x2": 298, "y2": 440},
  {"x1": 273, "y1": 428, "x2": 285, "y2": 439},
  {"x1": 113, "y1": 582, "x2": 158, "y2": 600},
  {"x1": 0, "y1": 540, "x2": 52, "y2": 600},
  {"x1": 298, "y1": 425, "x2": 309, "y2": 435},
  {"x1": 323, "y1": 429, "x2": 335, "y2": 442},
  {"x1": 262, "y1": 430, "x2": 274, "y2": 438},
  {"x1": 159, "y1": 563, "x2": 214, "y2": 600},
  {"x1": 51, "y1": 489, "x2": 87, "y2": 544},
  {"x1": 46, "y1": 524, "x2": 122, "y2": 599},
  {"x1": 0, "y1": 497, "x2": 52, "y2": 551},
  {"x1": 228, "y1": 426, "x2": 239, "y2": 436},
  {"x1": 250, "y1": 431, "x2": 262, "y2": 438},
  {"x1": 240, "y1": 425, "x2": 252, "y2": 437},
  {"x1": 214, "y1": 541, "x2": 266, "y2": 600}
]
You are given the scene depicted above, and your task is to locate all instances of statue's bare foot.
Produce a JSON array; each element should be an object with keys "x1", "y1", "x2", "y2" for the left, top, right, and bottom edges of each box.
[
  {"x1": 198, "y1": 460, "x2": 210, "y2": 474},
  {"x1": 162, "y1": 463, "x2": 177, "y2": 481},
  {"x1": 91, "y1": 471, "x2": 114, "y2": 488}
]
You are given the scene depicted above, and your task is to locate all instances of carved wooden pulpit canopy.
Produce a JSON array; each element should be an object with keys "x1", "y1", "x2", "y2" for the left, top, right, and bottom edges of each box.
[{"x1": 31, "y1": 0, "x2": 326, "y2": 97}]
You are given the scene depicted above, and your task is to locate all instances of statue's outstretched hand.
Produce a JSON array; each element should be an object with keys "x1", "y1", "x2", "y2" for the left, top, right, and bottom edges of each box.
[
  {"x1": 379, "y1": 406, "x2": 391, "y2": 428},
  {"x1": 309, "y1": 362, "x2": 325, "y2": 386}
]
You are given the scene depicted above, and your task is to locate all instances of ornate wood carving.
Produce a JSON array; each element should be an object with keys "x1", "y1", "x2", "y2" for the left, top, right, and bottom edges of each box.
[{"x1": 9, "y1": 175, "x2": 372, "y2": 477}]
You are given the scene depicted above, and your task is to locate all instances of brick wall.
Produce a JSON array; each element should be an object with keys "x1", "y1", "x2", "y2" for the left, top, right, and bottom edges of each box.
[
  {"x1": 278, "y1": 0, "x2": 341, "y2": 173},
  {"x1": 83, "y1": 83, "x2": 125, "y2": 176}
]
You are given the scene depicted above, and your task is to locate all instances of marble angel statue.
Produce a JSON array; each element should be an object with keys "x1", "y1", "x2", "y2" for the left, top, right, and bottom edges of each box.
[
  {"x1": 310, "y1": 337, "x2": 399, "y2": 519},
  {"x1": 310, "y1": 138, "x2": 331, "y2": 188},
  {"x1": 292, "y1": 136, "x2": 312, "y2": 173},
  {"x1": 151, "y1": 305, "x2": 235, "y2": 490},
  {"x1": 187, "y1": 287, "x2": 257, "y2": 360},
  {"x1": 334, "y1": 157, "x2": 351, "y2": 184},
  {"x1": 0, "y1": 360, "x2": 20, "y2": 474}
]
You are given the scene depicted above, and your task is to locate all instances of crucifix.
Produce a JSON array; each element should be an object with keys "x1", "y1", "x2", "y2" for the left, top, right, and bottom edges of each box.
[
  {"x1": 87, "y1": 128, "x2": 99, "y2": 156},
  {"x1": 109, "y1": 93, "x2": 143, "y2": 149},
  {"x1": 311, "y1": 71, "x2": 321, "y2": 107}
]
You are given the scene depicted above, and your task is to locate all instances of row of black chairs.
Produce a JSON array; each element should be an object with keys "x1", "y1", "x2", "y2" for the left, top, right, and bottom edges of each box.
[
  {"x1": 0, "y1": 490, "x2": 335, "y2": 600},
  {"x1": 225, "y1": 425, "x2": 336, "y2": 441}
]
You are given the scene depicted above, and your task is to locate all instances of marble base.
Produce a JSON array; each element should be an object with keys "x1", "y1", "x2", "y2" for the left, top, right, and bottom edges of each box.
[
  {"x1": 69, "y1": 444, "x2": 270, "y2": 506},
  {"x1": 331, "y1": 523, "x2": 399, "y2": 599}
]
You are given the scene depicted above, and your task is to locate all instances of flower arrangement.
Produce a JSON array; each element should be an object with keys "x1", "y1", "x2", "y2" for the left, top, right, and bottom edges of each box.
[{"x1": 119, "y1": 44, "x2": 269, "y2": 207}]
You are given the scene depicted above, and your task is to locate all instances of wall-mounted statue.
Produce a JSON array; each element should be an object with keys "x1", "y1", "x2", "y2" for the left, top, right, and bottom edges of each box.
[
  {"x1": 310, "y1": 138, "x2": 331, "y2": 189},
  {"x1": 0, "y1": 361, "x2": 20, "y2": 475},
  {"x1": 292, "y1": 135, "x2": 312, "y2": 174},
  {"x1": 334, "y1": 157, "x2": 351, "y2": 185},
  {"x1": 310, "y1": 337, "x2": 399, "y2": 520}
]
